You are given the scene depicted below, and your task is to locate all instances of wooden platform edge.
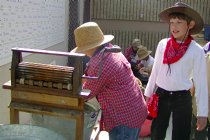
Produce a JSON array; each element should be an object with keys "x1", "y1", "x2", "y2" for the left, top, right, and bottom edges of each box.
[
  {"x1": 2, "y1": 80, "x2": 13, "y2": 90},
  {"x1": 9, "y1": 101, "x2": 83, "y2": 119}
]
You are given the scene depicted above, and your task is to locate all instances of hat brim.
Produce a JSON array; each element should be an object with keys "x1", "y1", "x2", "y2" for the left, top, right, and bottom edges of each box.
[
  {"x1": 137, "y1": 45, "x2": 144, "y2": 49},
  {"x1": 71, "y1": 35, "x2": 114, "y2": 53},
  {"x1": 159, "y1": 7, "x2": 204, "y2": 34},
  {"x1": 136, "y1": 51, "x2": 152, "y2": 60}
]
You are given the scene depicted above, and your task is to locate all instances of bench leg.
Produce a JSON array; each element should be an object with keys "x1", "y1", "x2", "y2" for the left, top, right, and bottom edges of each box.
[
  {"x1": 10, "y1": 108, "x2": 19, "y2": 124},
  {"x1": 75, "y1": 113, "x2": 84, "y2": 140}
]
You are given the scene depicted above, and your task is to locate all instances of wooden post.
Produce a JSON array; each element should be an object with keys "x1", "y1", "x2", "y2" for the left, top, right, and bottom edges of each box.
[
  {"x1": 10, "y1": 108, "x2": 19, "y2": 124},
  {"x1": 75, "y1": 112, "x2": 84, "y2": 140}
]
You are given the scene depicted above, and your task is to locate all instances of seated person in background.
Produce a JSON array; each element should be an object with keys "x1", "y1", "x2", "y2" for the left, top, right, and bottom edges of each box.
[
  {"x1": 124, "y1": 38, "x2": 141, "y2": 61},
  {"x1": 124, "y1": 39, "x2": 143, "y2": 76},
  {"x1": 135, "y1": 47, "x2": 154, "y2": 75},
  {"x1": 135, "y1": 47, "x2": 154, "y2": 85}
]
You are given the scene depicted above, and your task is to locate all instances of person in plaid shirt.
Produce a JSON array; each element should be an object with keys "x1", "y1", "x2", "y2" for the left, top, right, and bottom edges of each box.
[
  {"x1": 71, "y1": 22, "x2": 148, "y2": 140},
  {"x1": 124, "y1": 39, "x2": 142, "y2": 78},
  {"x1": 124, "y1": 38, "x2": 141, "y2": 63}
]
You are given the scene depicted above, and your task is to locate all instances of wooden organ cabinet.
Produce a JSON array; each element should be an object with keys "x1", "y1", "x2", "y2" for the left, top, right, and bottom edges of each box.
[{"x1": 3, "y1": 48, "x2": 87, "y2": 140}]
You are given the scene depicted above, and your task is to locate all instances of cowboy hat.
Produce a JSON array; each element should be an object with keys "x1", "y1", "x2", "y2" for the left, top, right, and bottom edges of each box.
[
  {"x1": 136, "y1": 47, "x2": 152, "y2": 60},
  {"x1": 71, "y1": 22, "x2": 114, "y2": 53},
  {"x1": 159, "y1": 2, "x2": 204, "y2": 34}
]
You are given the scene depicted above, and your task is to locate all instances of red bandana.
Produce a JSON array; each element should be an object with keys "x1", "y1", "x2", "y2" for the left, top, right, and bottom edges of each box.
[{"x1": 163, "y1": 35, "x2": 193, "y2": 64}]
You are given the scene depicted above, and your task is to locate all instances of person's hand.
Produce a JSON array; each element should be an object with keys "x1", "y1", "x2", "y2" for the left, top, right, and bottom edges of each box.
[
  {"x1": 135, "y1": 64, "x2": 141, "y2": 69},
  {"x1": 139, "y1": 67, "x2": 149, "y2": 76},
  {"x1": 140, "y1": 67, "x2": 148, "y2": 72},
  {"x1": 82, "y1": 75, "x2": 87, "y2": 84},
  {"x1": 196, "y1": 116, "x2": 207, "y2": 131},
  {"x1": 145, "y1": 96, "x2": 150, "y2": 104}
]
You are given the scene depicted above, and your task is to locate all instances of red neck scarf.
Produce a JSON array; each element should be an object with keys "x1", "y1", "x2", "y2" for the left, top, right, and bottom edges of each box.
[{"x1": 163, "y1": 35, "x2": 193, "y2": 64}]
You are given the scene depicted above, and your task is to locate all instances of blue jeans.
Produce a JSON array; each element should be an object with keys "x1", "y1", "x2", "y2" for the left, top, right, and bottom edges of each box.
[{"x1": 109, "y1": 125, "x2": 140, "y2": 140}]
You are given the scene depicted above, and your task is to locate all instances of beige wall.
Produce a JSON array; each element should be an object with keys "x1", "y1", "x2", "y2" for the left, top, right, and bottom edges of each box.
[
  {"x1": 93, "y1": 19, "x2": 168, "y2": 32},
  {"x1": 78, "y1": 0, "x2": 84, "y2": 25},
  {"x1": 0, "y1": 0, "x2": 70, "y2": 124}
]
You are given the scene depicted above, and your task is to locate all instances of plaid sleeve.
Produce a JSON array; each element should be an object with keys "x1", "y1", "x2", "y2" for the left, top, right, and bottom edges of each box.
[{"x1": 83, "y1": 53, "x2": 117, "y2": 99}]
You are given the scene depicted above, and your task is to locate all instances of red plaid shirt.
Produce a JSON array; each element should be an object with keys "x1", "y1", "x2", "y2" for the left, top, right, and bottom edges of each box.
[
  {"x1": 83, "y1": 45, "x2": 148, "y2": 131},
  {"x1": 124, "y1": 46, "x2": 135, "y2": 62}
]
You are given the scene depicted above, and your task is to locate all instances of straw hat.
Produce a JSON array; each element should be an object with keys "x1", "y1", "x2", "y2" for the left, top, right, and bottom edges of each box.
[
  {"x1": 136, "y1": 47, "x2": 152, "y2": 60},
  {"x1": 71, "y1": 22, "x2": 114, "y2": 53},
  {"x1": 159, "y1": 2, "x2": 204, "y2": 34},
  {"x1": 137, "y1": 45, "x2": 144, "y2": 49}
]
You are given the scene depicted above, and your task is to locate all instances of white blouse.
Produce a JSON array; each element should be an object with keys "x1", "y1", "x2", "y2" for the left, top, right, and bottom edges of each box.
[{"x1": 144, "y1": 38, "x2": 208, "y2": 117}]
